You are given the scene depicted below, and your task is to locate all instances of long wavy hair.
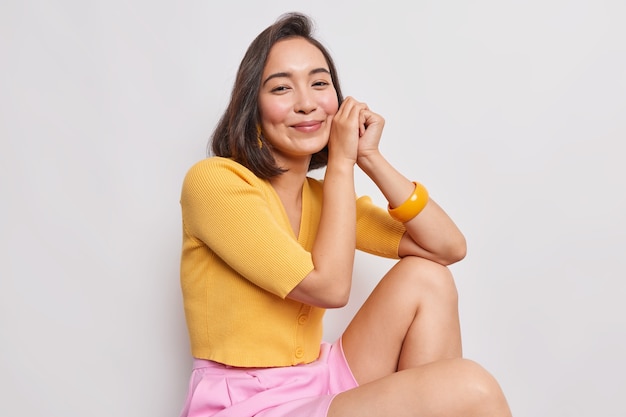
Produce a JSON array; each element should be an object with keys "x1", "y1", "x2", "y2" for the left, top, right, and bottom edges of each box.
[{"x1": 209, "y1": 12, "x2": 344, "y2": 179}]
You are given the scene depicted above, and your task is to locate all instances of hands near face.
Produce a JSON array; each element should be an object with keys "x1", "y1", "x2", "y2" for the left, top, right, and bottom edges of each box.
[{"x1": 328, "y1": 96, "x2": 385, "y2": 166}]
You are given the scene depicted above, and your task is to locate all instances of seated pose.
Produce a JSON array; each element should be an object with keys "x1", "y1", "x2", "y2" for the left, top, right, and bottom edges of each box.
[{"x1": 177, "y1": 11, "x2": 512, "y2": 417}]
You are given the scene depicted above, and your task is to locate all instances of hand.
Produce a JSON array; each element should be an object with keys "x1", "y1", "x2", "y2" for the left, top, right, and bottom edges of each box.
[
  {"x1": 355, "y1": 101, "x2": 385, "y2": 160},
  {"x1": 328, "y1": 96, "x2": 369, "y2": 164}
]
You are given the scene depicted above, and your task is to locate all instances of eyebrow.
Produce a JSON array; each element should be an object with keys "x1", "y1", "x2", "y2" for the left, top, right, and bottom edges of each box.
[{"x1": 262, "y1": 67, "x2": 331, "y2": 86}]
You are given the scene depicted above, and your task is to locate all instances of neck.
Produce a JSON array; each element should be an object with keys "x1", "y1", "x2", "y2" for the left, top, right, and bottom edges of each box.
[
  {"x1": 269, "y1": 170, "x2": 306, "y2": 201},
  {"x1": 269, "y1": 154, "x2": 311, "y2": 196}
]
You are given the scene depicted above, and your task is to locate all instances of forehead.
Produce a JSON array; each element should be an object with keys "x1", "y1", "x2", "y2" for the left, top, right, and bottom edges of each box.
[{"x1": 263, "y1": 37, "x2": 328, "y2": 73}]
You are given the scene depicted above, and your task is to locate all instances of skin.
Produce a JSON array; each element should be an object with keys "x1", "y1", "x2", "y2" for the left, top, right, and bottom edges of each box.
[{"x1": 258, "y1": 37, "x2": 512, "y2": 417}]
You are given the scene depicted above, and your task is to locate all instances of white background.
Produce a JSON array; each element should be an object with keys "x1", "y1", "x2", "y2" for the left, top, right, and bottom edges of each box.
[{"x1": 1, "y1": 1, "x2": 625, "y2": 416}]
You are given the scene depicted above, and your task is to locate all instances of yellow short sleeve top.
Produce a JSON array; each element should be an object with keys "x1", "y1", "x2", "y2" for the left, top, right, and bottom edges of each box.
[{"x1": 179, "y1": 157, "x2": 405, "y2": 367}]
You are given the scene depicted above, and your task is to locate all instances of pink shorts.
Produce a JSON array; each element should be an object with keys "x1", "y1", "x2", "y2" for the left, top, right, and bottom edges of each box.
[{"x1": 178, "y1": 339, "x2": 358, "y2": 417}]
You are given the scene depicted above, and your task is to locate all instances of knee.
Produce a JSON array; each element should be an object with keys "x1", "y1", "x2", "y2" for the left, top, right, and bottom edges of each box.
[
  {"x1": 395, "y1": 359, "x2": 510, "y2": 415},
  {"x1": 454, "y1": 359, "x2": 510, "y2": 413},
  {"x1": 398, "y1": 256, "x2": 458, "y2": 302}
]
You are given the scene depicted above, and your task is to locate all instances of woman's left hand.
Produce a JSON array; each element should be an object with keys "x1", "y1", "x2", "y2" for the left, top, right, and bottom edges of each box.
[{"x1": 354, "y1": 100, "x2": 385, "y2": 161}]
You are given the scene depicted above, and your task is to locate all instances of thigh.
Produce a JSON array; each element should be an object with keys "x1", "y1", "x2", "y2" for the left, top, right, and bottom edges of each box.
[
  {"x1": 341, "y1": 256, "x2": 455, "y2": 385},
  {"x1": 327, "y1": 358, "x2": 510, "y2": 417}
]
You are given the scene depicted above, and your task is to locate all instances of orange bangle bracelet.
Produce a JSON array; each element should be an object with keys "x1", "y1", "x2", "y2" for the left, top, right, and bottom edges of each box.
[{"x1": 387, "y1": 181, "x2": 429, "y2": 223}]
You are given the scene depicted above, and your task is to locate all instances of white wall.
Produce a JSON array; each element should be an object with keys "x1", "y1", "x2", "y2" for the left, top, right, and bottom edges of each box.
[{"x1": 1, "y1": 1, "x2": 625, "y2": 416}]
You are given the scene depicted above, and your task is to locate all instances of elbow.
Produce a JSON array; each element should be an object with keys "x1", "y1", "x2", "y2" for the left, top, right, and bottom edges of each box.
[
  {"x1": 317, "y1": 279, "x2": 351, "y2": 308},
  {"x1": 301, "y1": 289, "x2": 349, "y2": 309},
  {"x1": 288, "y1": 272, "x2": 351, "y2": 308},
  {"x1": 318, "y1": 274, "x2": 352, "y2": 308},
  {"x1": 441, "y1": 235, "x2": 467, "y2": 265},
  {"x1": 444, "y1": 247, "x2": 466, "y2": 266},
  {"x1": 324, "y1": 289, "x2": 350, "y2": 309}
]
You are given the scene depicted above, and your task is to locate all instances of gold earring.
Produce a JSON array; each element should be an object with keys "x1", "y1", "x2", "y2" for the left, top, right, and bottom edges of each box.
[{"x1": 256, "y1": 124, "x2": 263, "y2": 149}]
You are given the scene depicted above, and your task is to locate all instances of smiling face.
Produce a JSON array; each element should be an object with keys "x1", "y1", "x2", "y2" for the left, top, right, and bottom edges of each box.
[{"x1": 258, "y1": 37, "x2": 339, "y2": 169}]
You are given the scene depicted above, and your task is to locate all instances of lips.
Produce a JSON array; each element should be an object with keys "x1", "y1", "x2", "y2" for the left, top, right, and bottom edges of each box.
[{"x1": 292, "y1": 120, "x2": 322, "y2": 132}]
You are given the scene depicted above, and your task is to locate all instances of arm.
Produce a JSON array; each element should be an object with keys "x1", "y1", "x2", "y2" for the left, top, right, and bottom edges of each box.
[
  {"x1": 287, "y1": 99, "x2": 368, "y2": 308},
  {"x1": 287, "y1": 163, "x2": 356, "y2": 308},
  {"x1": 181, "y1": 158, "x2": 317, "y2": 297},
  {"x1": 358, "y1": 152, "x2": 466, "y2": 265},
  {"x1": 355, "y1": 104, "x2": 467, "y2": 266}
]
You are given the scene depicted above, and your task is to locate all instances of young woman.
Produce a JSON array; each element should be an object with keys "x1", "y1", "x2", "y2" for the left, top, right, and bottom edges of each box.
[{"x1": 178, "y1": 12, "x2": 512, "y2": 417}]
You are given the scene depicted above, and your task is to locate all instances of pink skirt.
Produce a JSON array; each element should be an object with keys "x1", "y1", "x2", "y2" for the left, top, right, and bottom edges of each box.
[{"x1": 178, "y1": 339, "x2": 358, "y2": 417}]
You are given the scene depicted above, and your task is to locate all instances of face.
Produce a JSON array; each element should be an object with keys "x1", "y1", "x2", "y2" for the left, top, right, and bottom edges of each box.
[{"x1": 258, "y1": 37, "x2": 339, "y2": 167}]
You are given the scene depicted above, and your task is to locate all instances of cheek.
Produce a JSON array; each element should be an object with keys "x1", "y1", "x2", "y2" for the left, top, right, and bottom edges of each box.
[
  {"x1": 259, "y1": 97, "x2": 291, "y2": 125},
  {"x1": 320, "y1": 94, "x2": 339, "y2": 116}
]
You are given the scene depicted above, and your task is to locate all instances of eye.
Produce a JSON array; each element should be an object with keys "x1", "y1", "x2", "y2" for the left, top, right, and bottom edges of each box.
[
  {"x1": 270, "y1": 85, "x2": 291, "y2": 93},
  {"x1": 312, "y1": 80, "x2": 330, "y2": 88}
]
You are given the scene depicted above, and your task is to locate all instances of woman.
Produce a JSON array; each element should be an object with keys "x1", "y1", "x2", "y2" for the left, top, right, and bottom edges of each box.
[{"x1": 178, "y1": 12, "x2": 512, "y2": 417}]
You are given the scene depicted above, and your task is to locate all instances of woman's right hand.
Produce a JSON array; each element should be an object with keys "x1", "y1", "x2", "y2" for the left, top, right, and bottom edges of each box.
[{"x1": 287, "y1": 101, "x2": 367, "y2": 308}]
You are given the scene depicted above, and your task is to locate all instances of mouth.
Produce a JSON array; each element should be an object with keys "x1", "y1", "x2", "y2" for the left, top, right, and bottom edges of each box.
[{"x1": 292, "y1": 120, "x2": 323, "y2": 133}]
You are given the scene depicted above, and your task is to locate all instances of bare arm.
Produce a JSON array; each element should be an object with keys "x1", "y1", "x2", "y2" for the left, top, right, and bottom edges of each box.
[
  {"x1": 358, "y1": 151, "x2": 466, "y2": 265},
  {"x1": 287, "y1": 99, "x2": 370, "y2": 307},
  {"x1": 354, "y1": 102, "x2": 466, "y2": 265}
]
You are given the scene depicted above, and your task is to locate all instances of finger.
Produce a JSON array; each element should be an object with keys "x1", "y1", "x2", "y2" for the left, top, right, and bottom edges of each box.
[
  {"x1": 336, "y1": 98, "x2": 359, "y2": 123},
  {"x1": 359, "y1": 107, "x2": 373, "y2": 136},
  {"x1": 358, "y1": 110, "x2": 366, "y2": 137}
]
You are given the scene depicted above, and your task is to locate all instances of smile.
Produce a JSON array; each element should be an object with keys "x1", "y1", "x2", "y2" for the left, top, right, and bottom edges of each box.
[{"x1": 292, "y1": 121, "x2": 322, "y2": 133}]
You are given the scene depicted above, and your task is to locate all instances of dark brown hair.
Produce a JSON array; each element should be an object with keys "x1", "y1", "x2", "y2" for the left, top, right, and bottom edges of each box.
[{"x1": 209, "y1": 12, "x2": 344, "y2": 178}]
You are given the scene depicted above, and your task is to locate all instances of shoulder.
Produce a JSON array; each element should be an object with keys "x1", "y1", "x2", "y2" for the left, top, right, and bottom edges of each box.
[
  {"x1": 185, "y1": 156, "x2": 254, "y2": 178},
  {"x1": 183, "y1": 157, "x2": 264, "y2": 188}
]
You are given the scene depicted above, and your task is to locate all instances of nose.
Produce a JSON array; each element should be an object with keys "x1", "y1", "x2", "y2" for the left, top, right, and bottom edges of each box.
[{"x1": 294, "y1": 89, "x2": 317, "y2": 114}]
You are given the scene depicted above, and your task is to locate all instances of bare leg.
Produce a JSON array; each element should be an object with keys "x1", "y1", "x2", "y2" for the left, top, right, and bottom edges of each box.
[
  {"x1": 328, "y1": 358, "x2": 512, "y2": 417},
  {"x1": 331, "y1": 256, "x2": 511, "y2": 416},
  {"x1": 342, "y1": 256, "x2": 462, "y2": 384}
]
